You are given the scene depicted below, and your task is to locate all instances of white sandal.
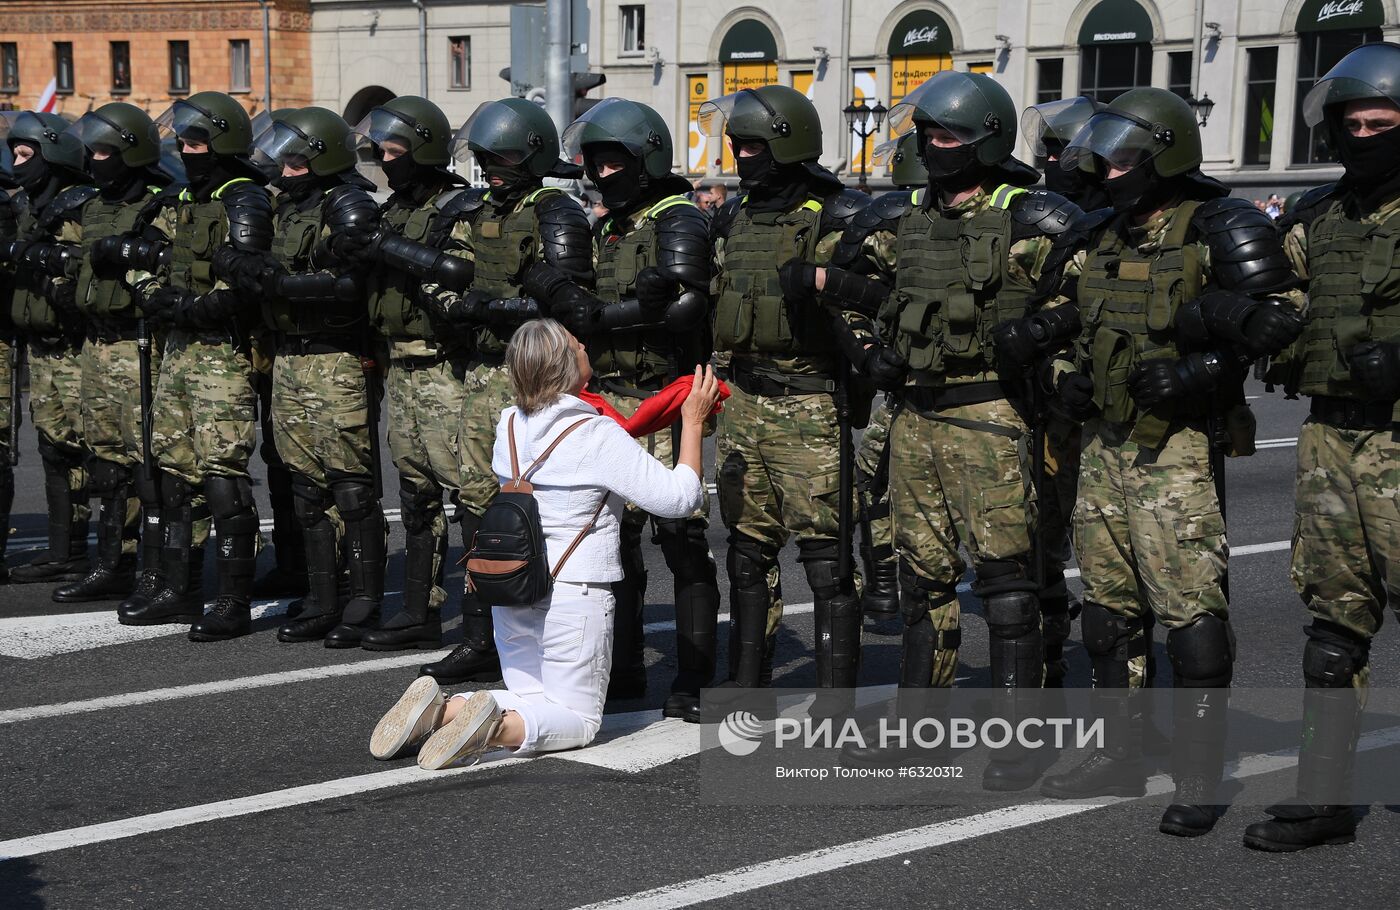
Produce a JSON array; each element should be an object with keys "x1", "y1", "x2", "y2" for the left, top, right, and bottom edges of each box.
[
  {"x1": 416, "y1": 691, "x2": 504, "y2": 770},
  {"x1": 370, "y1": 676, "x2": 446, "y2": 760}
]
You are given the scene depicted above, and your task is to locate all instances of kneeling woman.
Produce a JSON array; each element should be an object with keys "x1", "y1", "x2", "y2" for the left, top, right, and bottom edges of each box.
[{"x1": 371, "y1": 319, "x2": 720, "y2": 768}]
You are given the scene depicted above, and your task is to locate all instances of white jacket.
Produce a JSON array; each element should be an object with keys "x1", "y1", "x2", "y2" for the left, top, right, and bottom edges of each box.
[{"x1": 492, "y1": 394, "x2": 703, "y2": 583}]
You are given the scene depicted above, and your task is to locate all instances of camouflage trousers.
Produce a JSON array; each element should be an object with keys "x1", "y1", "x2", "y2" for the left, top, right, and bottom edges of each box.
[
  {"x1": 855, "y1": 398, "x2": 894, "y2": 579},
  {"x1": 386, "y1": 352, "x2": 469, "y2": 612},
  {"x1": 889, "y1": 396, "x2": 1034, "y2": 687},
  {"x1": 270, "y1": 351, "x2": 374, "y2": 487},
  {"x1": 153, "y1": 331, "x2": 259, "y2": 547},
  {"x1": 29, "y1": 338, "x2": 89, "y2": 524},
  {"x1": 1291, "y1": 418, "x2": 1400, "y2": 653},
  {"x1": 1037, "y1": 414, "x2": 1081, "y2": 596},
  {"x1": 0, "y1": 337, "x2": 11, "y2": 465},
  {"x1": 80, "y1": 337, "x2": 157, "y2": 554},
  {"x1": 457, "y1": 359, "x2": 514, "y2": 517},
  {"x1": 1073, "y1": 419, "x2": 1228, "y2": 687}
]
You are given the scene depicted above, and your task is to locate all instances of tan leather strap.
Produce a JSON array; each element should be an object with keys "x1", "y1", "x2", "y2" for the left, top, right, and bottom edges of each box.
[
  {"x1": 551, "y1": 494, "x2": 608, "y2": 580},
  {"x1": 506, "y1": 414, "x2": 593, "y2": 490}
]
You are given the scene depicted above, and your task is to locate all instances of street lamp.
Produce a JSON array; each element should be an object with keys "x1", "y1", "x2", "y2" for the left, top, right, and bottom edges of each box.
[
  {"x1": 843, "y1": 98, "x2": 887, "y2": 191},
  {"x1": 1187, "y1": 93, "x2": 1216, "y2": 128}
]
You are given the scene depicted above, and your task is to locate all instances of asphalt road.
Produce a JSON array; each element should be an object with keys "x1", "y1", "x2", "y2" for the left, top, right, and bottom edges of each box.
[{"x1": 1, "y1": 379, "x2": 1397, "y2": 910}]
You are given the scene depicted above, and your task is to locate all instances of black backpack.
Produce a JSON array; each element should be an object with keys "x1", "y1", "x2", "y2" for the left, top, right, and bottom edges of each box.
[{"x1": 464, "y1": 414, "x2": 607, "y2": 606}]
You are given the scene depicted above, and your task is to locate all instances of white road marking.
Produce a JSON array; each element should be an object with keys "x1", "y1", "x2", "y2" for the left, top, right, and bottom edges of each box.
[{"x1": 565, "y1": 725, "x2": 1400, "y2": 910}]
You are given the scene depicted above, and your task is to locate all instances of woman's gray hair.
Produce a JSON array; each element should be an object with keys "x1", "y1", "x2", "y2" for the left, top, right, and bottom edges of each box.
[{"x1": 506, "y1": 318, "x2": 584, "y2": 415}]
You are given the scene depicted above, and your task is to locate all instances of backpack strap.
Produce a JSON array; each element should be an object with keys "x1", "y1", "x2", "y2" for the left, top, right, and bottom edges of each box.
[
  {"x1": 522, "y1": 416, "x2": 594, "y2": 481},
  {"x1": 551, "y1": 495, "x2": 609, "y2": 580}
]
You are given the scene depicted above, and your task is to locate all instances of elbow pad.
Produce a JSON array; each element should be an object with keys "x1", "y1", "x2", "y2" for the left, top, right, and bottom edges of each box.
[
  {"x1": 372, "y1": 233, "x2": 474, "y2": 294},
  {"x1": 818, "y1": 266, "x2": 889, "y2": 318},
  {"x1": 273, "y1": 271, "x2": 361, "y2": 303}
]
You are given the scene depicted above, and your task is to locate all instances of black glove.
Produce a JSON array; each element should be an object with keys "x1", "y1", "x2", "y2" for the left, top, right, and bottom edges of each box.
[
  {"x1": 1056, "y1": 373, "x2": 1097, "y2": 421},
  {"x1": 863, "y1": 344, "x2": 909, "y2": 392},
  {"x1": 41, "y1": 278, "x2": 80, "y2": 323},
  {"x1": 634, "y1": 267, "x2": 680, "y2": 314},
  {"x1": 169, "y1": 289, "x2": 240, "y2": 329},
  {"x1": 778, "y1": 257, "x2": 818, "y2": 302},
  {"x1": 1240, "y1": 301, "x2": 1305, "y2": 357},
  {"x1": 325, "y1": 223, "x2": 377, "y2": 264},
  {"x1": 992, "y1": 318, "x2": 1041, "y2": 375},
  {"x1": 1127, "y1": 353, "x2": 1223, "y2": 410},
  {"x1": 1348, "y1": 341, "x2": 1400, "y2": 399},
  {"x1": 212, "y1": 245, "x2": 279, "y2": 294},
  {"x1": 520, "y1": 262, "x2": 605, "y2": 332},
  {"x1": 139, "y1": 286, "x2": 190, "y2": 322}
]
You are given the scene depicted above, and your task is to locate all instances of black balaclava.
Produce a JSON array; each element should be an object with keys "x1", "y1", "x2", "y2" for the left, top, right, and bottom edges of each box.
[
  {"x1": 478, "y1": 155, "x2": 538, "y2": 210},
  {"x1": 10, "y1": 143, "x2": 51, "y2": 197},
  {"x1": 379, "y1": 151, "x2": 420, "y2": 195},
  {"x1": 734, "y1": 140, "x2": 811, "y2": 214},
  {"x1": 584, "y1": 143, "x2": 645, "y2": 216},
  {"x1": 90, "y1": 155, "x2": 146, "y2": 201},
  {"x1": 1102, "y1": 156, "x2": 1178, "y2": 217},
  {"x1": 916, "y1": 124, "x2": 986, "y2": 195},
  {"x1": 1337, "y1": 123, "x2": 1400, "y2": 210},
  {"x1": 180, "y1": 148, "x2": 247, "y2": 201}
]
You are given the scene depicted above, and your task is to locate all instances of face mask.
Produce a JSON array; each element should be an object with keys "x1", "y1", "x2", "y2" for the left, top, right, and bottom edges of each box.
[
  {"x1": 1102, "y1": 160, "x2": 1158, "y2": 214},
  {"x1": 1044, "y1": 162, "x2": 1090, "y2": 199},
  {"x1": 734, "y1": 144, "x2": 775, "y2": 189},
  {"x1": 89, "y1": 155, "x2": 134, "y2": 192},
  {"x1": 380, "y1": 153, "x2": 419, "y2": 193},
  {"x1": 277, "y1": 171, "x2": 322, "y2": 200},
  {"x1": 921, "y1": 142, "x2": 983, "y2": 192},
  {"x1": 1337, "y1": 125, "x2": 1400, "y2": 184},
  {"x1": 11, "y1": 151, "x2": 50, "y2": 196},
  {"x1": 180, "y1": 150, "x2": 217, "y2": 190}
]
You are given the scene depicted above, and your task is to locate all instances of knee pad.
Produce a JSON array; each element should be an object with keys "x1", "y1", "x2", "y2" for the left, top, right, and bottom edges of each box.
[
  {"x1": 87, "y1": 457, "x2": 131, "y2": 495},
  {"x1": 797, "y1": 538, "x2": 844, "y2": 598},
  {"x1": 133, "y1": 469, "x2": 161, "y2": 509},
  {"x1": 1166, "y1": 614, "x2": 1236, "y2": 687},
  {"x1": 205, "y1": 475, "x2": 258, "y2": 535},
  {"x1": 1079, "y1": 601, "x2": 1146, "y2": 661},
  {"x1": 330, "y1": 475, "x2": 379, "y2": 522},
  {"x1": 290, "y1": 473, "x2": 330, "y2": 528},
  {"x1": 160, "y1": 471, "x2": 194, "y2": 510},
  {"x1": 972, "y1": 558, "x2": 1037, "y2": 597},
  {"x1": 897, "y1": 559, "x2": 958, "y2": 627},
  {"x1": 656, "y1": 518, "x2": 715, "y2": 587},
  {"x1": 985, "y1": 590, "x2": 1040, "y2": 640},
  {"x1": 726, "y1": 536, "x2": 775, "y2": 591},
  {"x1": 398, "y1": 480, "x2": 442, "y2": 535},
  {"x1": 1303, "y1": 621, "x2": 1370, "y2": 689}
]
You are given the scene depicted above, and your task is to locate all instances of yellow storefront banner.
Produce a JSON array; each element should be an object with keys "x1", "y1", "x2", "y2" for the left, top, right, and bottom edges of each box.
[
  {"x1": 687, "y1": 73, "x2": 709, "y2": 174},
  {"x1": 719, "y1": 62, "x2": 778, "y2": 173}
]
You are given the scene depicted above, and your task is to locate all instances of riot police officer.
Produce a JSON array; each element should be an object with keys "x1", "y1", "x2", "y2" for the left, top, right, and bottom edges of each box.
[
  {"x1": 1036, "y1": 88, "x2": 1302, "y2": 837},
  {"x1": 115, "y1": 92, "x2": 275, "y2": 640},
  {"x1": 0, "y1": 163, "x2": 17, "y2": 581},
  {"x1": 0, "y1": 111, "x2": 98, "y2": 584},
  {"x1": 56, "y1": 103, "x2": 174, "y2": 605},
  {"x1": 697, "y1": 84, "x2": 870, "y2": 692},
  {"x1": 385, "y1": 98, "x2": 592, "y2": 675},
  {"x1": 1243, "y1": 42, "x2": 1400, "y2": 852},
  {"x1": 225, "y1": 107, "x2": 386, "y2": 645},
  {"x1": 551, "y1": 97, "x2": 717, "y2": 716},
  {"x1": 822, "y1": 74, "x2": 1081, "y2": 786}
]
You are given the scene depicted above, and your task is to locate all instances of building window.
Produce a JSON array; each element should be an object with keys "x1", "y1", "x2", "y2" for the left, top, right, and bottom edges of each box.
[
  {"x1": 111, "y1": 41, "x2": 132, "y2": 94},
  {"x1": 620, "y1": 5, "x2": 646, "y2": 55},
  {"x1": 1243, "y1": 47, "x2": 1278, "y2": 168},
  {"x1": 450, "y1": 36, "x2": 470, "y2": 89},
  {"x1": 1036, "y1": 58, "x2": 1064, "y2": 104},
  {"x1": 1294, "y1": 28, "x2": 1382, "y2": 166},
  {"x1": 1079, "y1": 43, "x2": 1151, "y2": 104},
  {"x1": 169, "y1": 41, "x2": 190, "y2": 94},
  {"x1": 229, "y1": 39, "x2": 251, "y2": 93},
  {"x1": 1168, "y1": 51, "x2": 1192, "y2": 100},
  {"x1": 0, "y1": 44, "x2": 17, "y2": 93},
  {"x1": 54, "y1": 42, "x2": 74, "y2": 95},
  {"x1": 967, "y1": 61, "x2": 994, "y2": 74}
]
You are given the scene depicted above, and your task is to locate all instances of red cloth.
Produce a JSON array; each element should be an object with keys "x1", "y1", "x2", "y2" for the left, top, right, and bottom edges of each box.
[{"x1": 579, "y1": 375, "x2": 730, "y2": 439}]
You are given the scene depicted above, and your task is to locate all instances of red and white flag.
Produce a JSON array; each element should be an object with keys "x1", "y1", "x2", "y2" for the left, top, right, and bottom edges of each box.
[{"x1": 36, "y1": 78, "x2": 58, "y2": 114}]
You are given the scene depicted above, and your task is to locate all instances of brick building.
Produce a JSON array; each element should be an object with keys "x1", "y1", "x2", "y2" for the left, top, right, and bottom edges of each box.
[{"x1": 0, "y1": 0, "x2": 312, "y2": 120}]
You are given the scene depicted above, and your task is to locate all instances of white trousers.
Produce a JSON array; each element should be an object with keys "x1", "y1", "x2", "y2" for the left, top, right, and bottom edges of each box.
[{"x1": 488, "y1": 582, "x2": 615, "y2": 753}]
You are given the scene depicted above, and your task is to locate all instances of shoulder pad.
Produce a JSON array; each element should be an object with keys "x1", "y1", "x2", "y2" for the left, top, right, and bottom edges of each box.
[
  {"x1": 221, "y1": 182, "x2": 275, "y2": 253},
  {"x1": 872, "y1": 191, "x2": 915, "y2": 223},
  {"x1": 1278, "y1": 183, "x2": 1337, "y2": 232},
  {"x1": 39, "y1": 185, "x2": 99, "y2": 233},
  {"x1": 423, "y1": 188, "x2": 479, "y2": 246},
  {"x1": 820, "y1": 188, "x2": 871, "y2": 235},
  {"x1": 322, "y1": 184, "x2": 380, "y2": 233},
  {"x1": 655, "y1": 201, "x2": 712, "y2": 293},
  {"x1": 445, "y1": 186, "x2": 489, "y2": 221},
  {"x1": 831, "y1": 196, "x2": 906, "y2": 270},
  {"x1": 710, "y1": 196, "x2": 743, "y2": 242},
  {"x1": 1191, "y1": 196, "x2": 1297, "y2": 295},
  {"x1": 1010, "y1": 189, "x2": 1083, "y2": 239},
  {"x1": 535, "y1": 192, "x2": 593, "y2": 282}
]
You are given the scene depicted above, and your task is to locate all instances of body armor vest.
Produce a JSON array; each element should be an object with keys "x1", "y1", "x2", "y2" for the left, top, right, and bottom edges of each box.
[
  {"x1": 11, "y1": 195, "x2": 87, "y2": 336},
  {"x1": 169, "y1": 179, "x2": 250, "y2": 295},
  {"x1": 887, "y1": 185, "x2": 1033, "y2": 385},
  {"x1": 1075, "y1": 200, "x2": 1208, "y2": 448},
  {"x1": 592, "y1": 195, "x2": 693, "y2": 387},
  {"x1": 77, "y1": 189, "x2": 159, "y2": 321},
  {"x1": 368, "y1": 189, "x2": 459, "y2": 341},
  {"x1": 265, "y1": 191, "x2": 363, "y2": 337},
  {"x1": 1297, "y1": 200, "x2": 1400, "y2": 403},
  {"x1": 714, "y1": 198, "x2": 833, "y2": 358},
  {"x1": 468, "y1": 186, "x2": 560, "y2": 356}
]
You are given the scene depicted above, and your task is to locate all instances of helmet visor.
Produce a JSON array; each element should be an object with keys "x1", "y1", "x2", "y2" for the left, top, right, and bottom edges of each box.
[
  {"x1": 1021, "y1": 97, "x2": 1101, "y2": 159},
  {"x1": 68, "y1": 111, "x2": 141, "y2": 157},
  {"x1": 1059, "y1": 110, "x2": 1167, "y2": 175},
  {"x1": 561, "y1": 97, "x2": 656, "y2": 163},
  {"x1": 1303, "y1": 76, "x2": 1400, "y2": 128},
  {"x1": 0, "y1": 111, "x2": 63, "y2": 145},
  {"x1": 253, "y1": 120, "x2": 332, "y2": 169},
  {"x1": 887, "y1": 76, "x2": 1002, "y2": 145},
  {"x1": 347, "y1": 107, "x2": 427, "y2": 159},
  {"x1": 871, "y1": 138, "x2": 902, "y2": 169},
  {"x1": 155, "y1": 100, "x2": 230, "y2": 144},
  {"x1": 450, "y1": 101, "x2": 543, "y2": 165}
]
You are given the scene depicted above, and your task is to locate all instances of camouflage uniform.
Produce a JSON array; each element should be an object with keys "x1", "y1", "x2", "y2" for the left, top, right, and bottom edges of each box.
[
  {"x1": 0, "y1": 191, "x2": 16, "y2": 576},
  {"x1": 853, "y1": 398, "x2": 896, "y2": 613}
]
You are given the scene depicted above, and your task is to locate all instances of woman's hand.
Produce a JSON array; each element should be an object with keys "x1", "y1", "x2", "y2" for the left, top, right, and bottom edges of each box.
[{"x1": 681, "y1": 364, "x2": 720, "y2": 427}]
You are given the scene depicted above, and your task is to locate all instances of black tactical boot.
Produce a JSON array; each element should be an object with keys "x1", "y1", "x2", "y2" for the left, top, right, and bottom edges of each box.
[
  {"x1": 1158, "y1": 617, "x2": 1233, "y2": 837},
  {"x1": 1041, "y1": 656, "x2": 1146, "y2": 798},
  {"x1": 189, "y1": 477, "x2": 258, "y2": 642},
  {"x1": 253, "y1": 414, "x2": 308, "y2": 600},
  {"x1": 276, "y1": 489, "x2": 343, "y2": 643},
  {"x1": 120, "y1": 472, "x2": 165, "y2": 614},
  {"x1": 660, "y1": 519, "x2": 719, "y2": 723},
  {"x1": 361, "y1": 485, "x2": 433, "y2": 651},
  {"x1": 417, "y1": 512, "x2": 497, "y2": 676},
  {"x1": 1039, "y1": 592, "x2": 1077, "y2": 688},
  {"x1": 721, "y1": 543, "x2": 775, "y2": 688},
  {"x1": 841, "y1": 608, "x2": 949, "y2": 769},
  {"x1": 12, "y1": 450, "x2": 89, "y2": 583},
  {"x1": 856, "y1": 466, "x2": 898, "y2": 617},
  {"x1": 55, "y1": 465, "x2": 137, "y2": 602},
  {"x1": 982, "y1": 583, "x2": 1050, "y2": 791},
  {"x1": 119, "y1": 477, "x2": 204, "y2": 625},
  {"x1": 608, "y1": 520, "x2": 648, "y2": 699}
]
